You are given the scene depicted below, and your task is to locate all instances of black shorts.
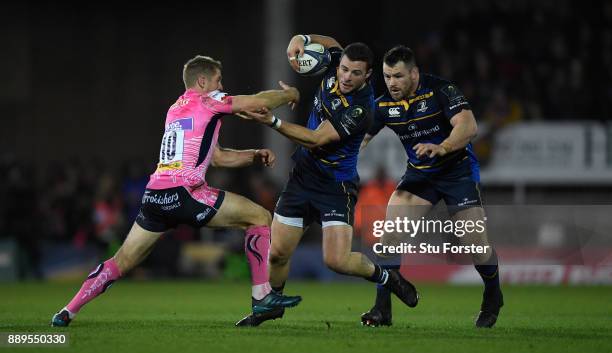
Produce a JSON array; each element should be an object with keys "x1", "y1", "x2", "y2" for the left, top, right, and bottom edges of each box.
[
  {"x1": 135, "y1": 185, "x2": 225, "y2": 232},
  {"x1": 397, "y1": 158, "x2": 482, "y2": 214},
  {"x1": 274, "y1": 168, "x2": 358, "y2": 228}
]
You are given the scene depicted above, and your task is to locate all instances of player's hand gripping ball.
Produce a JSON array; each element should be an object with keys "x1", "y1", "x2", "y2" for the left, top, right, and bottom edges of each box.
[{"x1": 292, "y1": 43, "x2": 331, "y2": 77}]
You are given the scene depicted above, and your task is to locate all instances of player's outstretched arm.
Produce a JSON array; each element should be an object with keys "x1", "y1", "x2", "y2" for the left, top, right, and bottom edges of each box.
[
  {"x1": 211, "y1": 144, "x2": 276, "y2": 168},
  {"x1": 238, "y1": 110, "x2": 340, "y2": 149},
  {"x1": 287, "y1": 34, "x2": 342, "y2": 71},
  {"x1": 275, "y1": 118, "x2": 340, "y2": 149},
  {"x1": 231, "y1": 82, "x2": 300, "y2": 114}
]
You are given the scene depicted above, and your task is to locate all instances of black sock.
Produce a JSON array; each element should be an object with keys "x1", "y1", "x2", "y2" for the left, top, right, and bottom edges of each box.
[
  {"x1": 366, "y1": 264, "x2": 389, "y2": 284},
  {"x1": 272, "y1": 282, "x2": 285, "y2": 295},
  {"x1": 475, "y1": 250, "x2": 500, "y2": 290},
  {"x1": 253, "y1": 282, "x2": 286, "y2": 305},
  {"x1": 374, "y1": 265, "x2": 398, "y2": 310}
]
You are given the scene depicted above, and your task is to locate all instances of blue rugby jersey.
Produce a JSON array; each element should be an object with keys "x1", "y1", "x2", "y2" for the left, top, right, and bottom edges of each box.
[
  {"x1": 369, "y1": 74, "x2": 479, "y2": 178},
  {"x1": 292, "y1": 47, "x2": 375, "y2": 182}
]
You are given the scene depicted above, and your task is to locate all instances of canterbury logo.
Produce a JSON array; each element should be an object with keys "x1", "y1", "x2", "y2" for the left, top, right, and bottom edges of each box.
[{"x1": 388, "y1": 107, "x2": 401, "y2": 116}]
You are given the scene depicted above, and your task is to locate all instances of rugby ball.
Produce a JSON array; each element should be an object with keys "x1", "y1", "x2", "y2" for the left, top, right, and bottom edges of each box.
[{"x1": 294, "y1": 43, "x2": 331, "y2": 77}]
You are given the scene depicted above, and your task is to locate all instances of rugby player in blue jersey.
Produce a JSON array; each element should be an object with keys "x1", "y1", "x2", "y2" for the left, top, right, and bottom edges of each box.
[
  {"x1": 235, "y1": 35, "x2": 419, "y2": 326},
  {"x1": 360, "y1": 45, "x2": 503, "y2": 328}
]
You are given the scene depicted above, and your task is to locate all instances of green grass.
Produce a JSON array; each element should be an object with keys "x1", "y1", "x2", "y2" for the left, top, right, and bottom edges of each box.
[{"x1": 1, "y1": 281, "x2": 611, "y2": 353}]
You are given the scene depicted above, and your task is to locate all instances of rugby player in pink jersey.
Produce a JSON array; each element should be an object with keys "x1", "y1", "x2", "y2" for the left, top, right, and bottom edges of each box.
[{"x1": 51, "y1": 55, "x2": 302, "y2": 327}]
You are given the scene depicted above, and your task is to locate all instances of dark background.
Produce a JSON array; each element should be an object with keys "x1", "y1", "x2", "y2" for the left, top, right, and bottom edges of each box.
[
  {"x1": 3, "y1": 0, "x2": 608, "y2": 162},
  {"x1": 1, "y1": 0, "x2": 611, "y2": 280}
]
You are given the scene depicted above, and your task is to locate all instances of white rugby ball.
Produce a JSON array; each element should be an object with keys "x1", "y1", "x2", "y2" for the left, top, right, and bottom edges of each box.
[{"x1": 294, "y1": 43, "x2": 332, "y2": 77}]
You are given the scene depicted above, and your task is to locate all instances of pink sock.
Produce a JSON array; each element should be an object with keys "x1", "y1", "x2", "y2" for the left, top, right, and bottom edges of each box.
[
  {"x1": 66, "y1": 258, "x2": 122, "y2": 314},
  {"x1": 245, "y1": 225, "x2": 272, "y2": 300}
]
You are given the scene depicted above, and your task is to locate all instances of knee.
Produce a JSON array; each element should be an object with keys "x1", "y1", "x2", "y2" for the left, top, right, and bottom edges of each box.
[
  {"x1": 248, "y1": 207, "x2": 272, "y2": 227},
  {"x1": 323, "y1": 253, "x2": 349, "y2": 274}
]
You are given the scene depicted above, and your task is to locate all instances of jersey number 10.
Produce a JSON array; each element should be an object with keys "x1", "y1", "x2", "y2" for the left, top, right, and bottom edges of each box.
[{"x1": 159, "y1": 130, "x2": 185, "y2": 165}]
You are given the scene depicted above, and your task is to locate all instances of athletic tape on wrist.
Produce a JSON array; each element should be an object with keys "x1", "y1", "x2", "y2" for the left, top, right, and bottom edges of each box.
[
  {"x1": 270, "y1": 115, "x2": 282, "y2": 130},
  {"x1": 300, "y1": 34, "x2": 311, "y2": 45}
]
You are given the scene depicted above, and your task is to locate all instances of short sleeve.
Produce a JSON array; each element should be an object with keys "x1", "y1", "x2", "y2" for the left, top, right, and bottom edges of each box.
[
  {"x1": 367, "y1": 109, "x2": 385, "y2": 136},
  {"x1": 436, "y1": 83, "x2": 471, "y2": 119},
  {"x1": 327, "y1": 46, "x2": 343, "y2": 72},
  {"x1": 202, "y1": 90, "x2": 233, "y2": 114},
  {"x1": 328, "y1": 105, "x2": 372, "y2": 141}
]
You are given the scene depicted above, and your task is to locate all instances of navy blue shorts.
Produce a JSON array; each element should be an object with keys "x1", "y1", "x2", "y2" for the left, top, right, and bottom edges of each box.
[
  {"x1": 274, "y1": 167, "x2": 357, "y2": 228},
  {"x1": 135, "y1": 185, "x2": 225, "y2": 232},
  {"x1": 397, "y1": 158, "x2": 482, "y2": 214}
]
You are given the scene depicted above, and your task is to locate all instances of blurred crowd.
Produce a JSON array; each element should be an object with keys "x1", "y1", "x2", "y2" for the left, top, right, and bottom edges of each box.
[
  {"x1": 3, "y1": 0, "x2": 611, "y2": 278},
  {"x1": 411, "y1": 1, "x2": 612, "y2": 163},
  {"x1": 0, "y1": 153, "x2": 282, "y2": 278},
  {"x1": 416, "y1": 1, "x2": 611, "y2": 122}
]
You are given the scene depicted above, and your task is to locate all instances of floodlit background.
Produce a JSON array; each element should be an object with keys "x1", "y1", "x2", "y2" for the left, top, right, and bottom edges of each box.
[{"x1": 1, "y1": 0, "x2": 611, "y2": 284}]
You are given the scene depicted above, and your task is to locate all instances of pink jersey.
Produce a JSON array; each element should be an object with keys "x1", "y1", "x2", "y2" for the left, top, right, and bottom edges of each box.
[{"x1": 147, "y1": 89, "x2": 233, "y2": 189}]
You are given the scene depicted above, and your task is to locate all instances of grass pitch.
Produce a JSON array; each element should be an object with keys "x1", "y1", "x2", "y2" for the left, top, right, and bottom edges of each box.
[{"x1": 1, "y1": 281, "x2": 611, "y2": 353}]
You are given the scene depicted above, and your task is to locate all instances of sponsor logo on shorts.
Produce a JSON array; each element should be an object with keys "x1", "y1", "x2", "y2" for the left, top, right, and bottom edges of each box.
[
  {"x1": 196, "y1": 209, "x2": 211, "y2": 222},
  {"x1": 458, "y1": 197, "x2": 478, "y2": 206},
  {"x1": 324, "y1": 209, "x2": 345, "y2": 218},
  {"x1": 161, "y1": 202, "x2": 181, "y2": 211},
  {"x1": 142, "y1": 191, "x2": 180, "y2": 205}
]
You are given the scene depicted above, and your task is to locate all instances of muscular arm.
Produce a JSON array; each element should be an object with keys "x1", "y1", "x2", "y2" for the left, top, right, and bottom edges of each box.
[
  {"x1": 413, "y1": 110, "x2": 477, "y2": 158},
  {"x1": 306, "y1": 34, "x2": 342, "y2": 49},
  {"x1": 275, "y1": 119, "x2": 340, "y2": 149},
  {"x1": 211, "y1": 145, "x2": 257, "y2": 168},
  {"x1": 441, "y1": 110, "x2": 478, "y2": 152},
  {"x1": 231, "y1": 86, "x2": 299, "y2": 114}
]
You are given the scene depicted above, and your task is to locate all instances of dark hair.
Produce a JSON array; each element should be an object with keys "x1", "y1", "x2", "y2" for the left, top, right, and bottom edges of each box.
[
  {"x1": 342, "y1": 42, "x2": 374, "y2": 70},
  {"x1": 383, "y1": 45, "x2": 416, "y2": 67},
  {"x1": 183, "y1": 55, "x2": 222, "y2": 88}
]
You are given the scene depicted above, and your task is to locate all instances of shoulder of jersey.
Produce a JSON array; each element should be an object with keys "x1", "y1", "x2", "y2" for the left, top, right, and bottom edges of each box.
[
  {"x1": 420, "y1": 73, "x2": 452, "y2": 91},
  {"x1": 375, "y1": 93, "x2": 391, "y2": 103},
  {"x1": 375, "y1": 93, "x2": 394, "y2": 108},
  {"x1": 321, "y1": 72, "x2": 337, "y2": 91},
  {"x1": 207, "y1": 90, "x2": 228, "y2": 102},
  {"x1": 328, "y1": 46, "x2": 343, "y2": 60},
  {"x1": 353, "y1": 84, "x2": 375, "y2": 103}
]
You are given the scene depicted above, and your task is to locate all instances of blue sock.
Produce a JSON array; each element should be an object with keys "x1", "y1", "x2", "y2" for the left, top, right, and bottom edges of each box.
[
  {"x1": 367, "y1": 264, "x2": 388, "y2": 284},
  {"x1": 475, "y1": 251, "x2": 500, "y2": 290}
]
